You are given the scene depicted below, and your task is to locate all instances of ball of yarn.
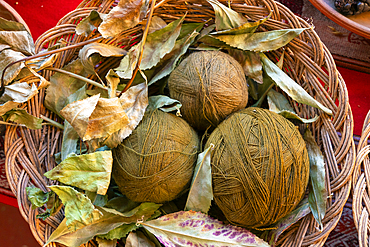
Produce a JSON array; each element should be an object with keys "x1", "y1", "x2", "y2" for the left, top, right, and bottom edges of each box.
[
  {"x1": 168, "y1": 51, "x2": 248, "y2": 131},
  {"x1": 112, "y1": 109, "x2": 199, "y2": 203},
  {"x1": 206, "y1": 107, "x2": 309, "y2": 229}
]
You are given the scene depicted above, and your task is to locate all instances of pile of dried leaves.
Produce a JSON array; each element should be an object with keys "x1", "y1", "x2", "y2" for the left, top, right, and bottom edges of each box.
[{"x1": 0, "y1": 0, "x2": 329, "y2": 246}]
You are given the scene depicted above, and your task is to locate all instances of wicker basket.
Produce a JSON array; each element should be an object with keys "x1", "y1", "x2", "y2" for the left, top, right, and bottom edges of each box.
[
  {"x1": 353, "y1": 111, "x2": 370, "y2": 247},
  {"x1": 4, "y1": 0, "x2": 355, "y2": 246}
]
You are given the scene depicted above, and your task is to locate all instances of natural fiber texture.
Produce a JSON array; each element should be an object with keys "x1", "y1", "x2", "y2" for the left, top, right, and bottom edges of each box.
[
  {"x1": 206, "y1": 107, "x2": 309, "y2": 229},
  {"x1": 168, "y1": 50, "x2": 248, "y2": 131},
  {"x1": 4, "y1": 0, "x2": 355, "y2": 246},
  {"x1": 112, "y1": 109, "x2": 199, "y2": 203},
  {"x1": 352, "y1": 110, "x2": 370, "y2": 247}
]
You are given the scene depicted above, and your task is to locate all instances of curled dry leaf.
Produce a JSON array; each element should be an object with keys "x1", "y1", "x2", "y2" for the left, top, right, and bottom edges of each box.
[
  {"x1": 0, "y1": 49, "x2": 26, "y2": 85},
  {"x1": 148, "y1": 95, "x2": 182, "y2": 113},
  {"x1": 98, "y1": 0, "x2": 149, "y2": 38},
  {"x1": 0, "y1": 82, "x2": 38, "y2": 115},
  {"x1": 76, "y1": 10, "x2": 105, "y2": 37},
  {"x1": 79, "y1": 43, "x2": 127, "y2": 74},
  {"x1": 106, "y1": 69, "x2": 120, "y2": 98}
]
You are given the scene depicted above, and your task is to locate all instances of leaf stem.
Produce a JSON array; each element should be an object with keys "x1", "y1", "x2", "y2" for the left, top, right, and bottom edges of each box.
[
  {"x1": 44, "y1": 68, "x2": 108, "y2": 91},
  {"x1": 118, "y1": 0, "x2": 157, "y2": 97},
  {"x1": 40, "y1": 115, "x2": 64, "y2": 130},
  {"x1": 0, "y1": 36, "x2": 103, "y2": 95},
  {"x1": 252, "y1": 82, "x2": 275, "y2": 108}
]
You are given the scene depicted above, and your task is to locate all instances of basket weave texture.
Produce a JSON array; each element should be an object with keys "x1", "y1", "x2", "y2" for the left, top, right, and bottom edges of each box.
[
  {"x1": 4, "y1": 0, "x2": 355, "y2": 246},
  {"x1": 353, "y1": 111, "x2": 370, "y2": 247}
]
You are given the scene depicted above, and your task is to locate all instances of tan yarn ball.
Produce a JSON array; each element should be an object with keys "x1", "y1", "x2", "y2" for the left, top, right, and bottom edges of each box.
[
  {"x1": 206, "y1": 107, "x2": 310, "y2": 229},
  {"x1": 168, "y1": 51, "x2": 248, "y2": 131},
  {"x1": 112, "y1": 109, "x2": 199, "y2": 203}
]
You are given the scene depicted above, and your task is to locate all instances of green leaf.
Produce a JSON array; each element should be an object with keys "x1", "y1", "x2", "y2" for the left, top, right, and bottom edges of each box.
[
  {"x1": 98, "y1": 0, "x2": 149, "y2": 38},
  {"x1": 126, "y1": 231, "x2": 155, "y2": 247},
  {"x1": 206, "y1": 0, "x2": 248, "y2": 30},
  {"x1": 142, "y1": 211, "x2": 270, "y2": 247},
  {"x1": 96, "y1": 238, "x2": 117, "y2": 247},
  {"x1": 212, "y1": 28, "x2": 307, "y2": 52},
  {"x1": 2, "y1": 108, "x2": 42, "y2": 129},
  {"x1": 45, "y1": 202, "x2": 161, "y2": 247},
  {"x1": 229, "y1": 49, "x2": 263, "y2": 84},
  {"x1": 148, "y1": 95, "x2": 182, "y2": 113},
  {"x1": 267, "y1": 89, "x2": 319, "y2": 123},
  {"x1": 98, "y1": 223, "x2": 139, "y2": 240},
  {"x1": 0, "y1": 30, "x2": 35, "y2": 55},
  {"x1": 211, "y1": 12, "x2": 271, "y2": 35},
  {"x1": 45, "y1": 151, "x2": 113, "y2": 195},
  {"x1": 76, "y1": 10, "x2": 104, "y2": 37},
  {"x1": 45, "y1": 59, "x2": 88, "y2": 117},
  {"x1": 49, "y1": 185, "x2": 102, "y2": 232},
  {"x1": 61, "y1": 86, "x2": 88, "y2": 161},
  {"x1": 37, "y1": 192, "x2": 63, "y2": 220},
  {"x1": 148, "y1": 30, "x2": 199, "y2": 86},
  {"x1": 303, "y1": 129, "x2": 327, "y2": 231},
  {"x1": 115, "y1": 15, "x2": 186, "y2": 78},
  {"x1": 26, "y1": 187, "x2": 52, "y2": 209},
  {"x1": 185, "y1": 144, "x2": 214, "y2": 213},
  {"x1": 260, "y1": 53, "x2": 333, "y2": 115},
  {"x1": 0, "y1": 49, "x2": 26, "y2": 85},
  {"x1": 198, "y1": 35, "x2": 230, "y2": 49},
  {"x1": 0, "y1": 17, "x2": 28, "y2": 31},
  {"x1": 79, "y1": 43, "x2": 127, "y2": 74},
  {"x1": 266, "y1": 199, "x2": 311, "y2": 245},
  {"x1": 178, "y1": 22, "x2": 205, "y2": 40}
]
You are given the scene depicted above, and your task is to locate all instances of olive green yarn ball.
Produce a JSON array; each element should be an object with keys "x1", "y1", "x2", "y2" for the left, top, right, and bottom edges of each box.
[
  {"x1": 168, "y1": 50, "x2": 248, "y2": 131},
  {"x1": 112, "y1": 109, "x2": 199, "y2": 203},
  {"x1": 205, "y1": 107, "x2": 309, "y2": 229}
]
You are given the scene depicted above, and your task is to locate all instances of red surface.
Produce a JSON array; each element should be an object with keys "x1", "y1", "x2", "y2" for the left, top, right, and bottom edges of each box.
[{"x1": 7, "y1": 0, "x2": 81, "y2": 40}]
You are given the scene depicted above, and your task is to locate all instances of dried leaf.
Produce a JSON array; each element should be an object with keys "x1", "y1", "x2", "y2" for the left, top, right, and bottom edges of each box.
[
  {"x1": 267, "y1": 89, "x2": 319, "y2": 123},
  {"x1": 115, "y1": 15, "x2": 186, "y2": 78},
  {"x1": 44, "y1": 151, "x2": 113, "y2": 195},
  {"x1": 26, "y1": 187, "x2": 52, "y2": 209},
  {"x1": 45, "y1": 59, "x2": 88, "y2": 117},
  {"x1": 185, "y1": 144, "x2": 214, "y2": 213},
  {"x1": 206, "y1": 0, "x2": 248, "y2": 31},
  {"x1": 148, "y1": 30, "x2": 199, "y2": 86},
  {"x1": 98, "y1": 223, "x2": 139, "y2": 240},
  {"x1": 260, "y1": 53, "x2": 333, "y2": 115},
  {"x1": 303, "y1": 129, "x2": 327, "y2": 231},
  {"x1": 61, "y1": 86, "x2": 88, "y2": 161},
  {"x1": 0, "y1": 30, "x2": 35, "y2": 55},
  {"x1": 79, "y1": 43, "x2": 127, "y2": 74},
  {"x1": 3, "y1": 108, "x2": 43, "y2": 129},
  {"x1": 25, "y1": 64, "x2": 50, "y2": 89},
  {"x1": 198, "y1": 35, "x2": 230, "y2": 49},
  {"x1": 266, "y1": 199, "x2": 310, "y2": 246},
  {"x1": 212, "y1": 28, "x2": 307, "y2": 52},
  {"x1": 45, "y1": 202, "x2": 161, "y2": 247},
  {"x1": 142, "y1": 211, "x2": 270, "y2": 247},
  {"x1": 211, "y1": 12, "x2": 271, "y2": 35},
  {"x1": 0, "y1": 82, "x2": 38, "y2": 115},
  {"x1": 76, "y1": 10, "x2": 104, "y2": 37},
  {"x1": 106, "y1": 69, "x2": 120, "y2": 98},
  {"x1": 0, "y1": 17, "x2": 27, "y2": 31},
  {"x1": 49, "y1": 185, "x2": 103, "y2": 232},
  {"x1": 148, "y1": 95, "x2": 182, "y2": 113},
  {"x1": 98, "y1": 0, "x2": 149, "y2": 38},
  {"x1": 145, "y1": 16, "x2": 167, "y2": 34},
  {"x1": 0, "y1": 49, "x2": 26, "y2": 85},
  {"x1": 96, "y1": 238, "x2": 117, "y2": 247},
  {"x1": 126, "y1": 231, "x2": 155, "y2": 247},
  {"x1": 102, "y1": 82, "x2": 148, "y2": 149},
  {"x1": 229, "y1": 49, "x2": 263, "y2": 84}
]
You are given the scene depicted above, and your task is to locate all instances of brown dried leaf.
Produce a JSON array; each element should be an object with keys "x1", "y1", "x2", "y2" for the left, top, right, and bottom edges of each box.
[
  {"x1": 98, "y1": 0, "x2": 149, "y2": 38},
  {"x1": 0, "y1": 30, "x2": 35, "y2": 55},
  {"x1": 0, "y1": 17, "x2": 27, "y2": 31},
  {"x1": 79, "y1": 43, "x2": 127, "y2": 74},
  {"x1": 126, "y1": 231, "x2": 155, "y2": 247},
  {"x1": 0, "y1": 49, "x2": 26, "y2": 85},
  {"x1": 76, "y1": 10, "x2": 105, "y2": 37}
]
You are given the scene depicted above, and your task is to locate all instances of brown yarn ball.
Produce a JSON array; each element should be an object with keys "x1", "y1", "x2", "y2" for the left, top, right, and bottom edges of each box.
[
  {"x1": 112, "y1": 109, "x2": 199, "y2": 203},
  {"x1": 205, "y1": 107, "x2": 309, "y2": 229},
  {"x1": 168, "y1": 51, "x2": 248, "y2": 131}
]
